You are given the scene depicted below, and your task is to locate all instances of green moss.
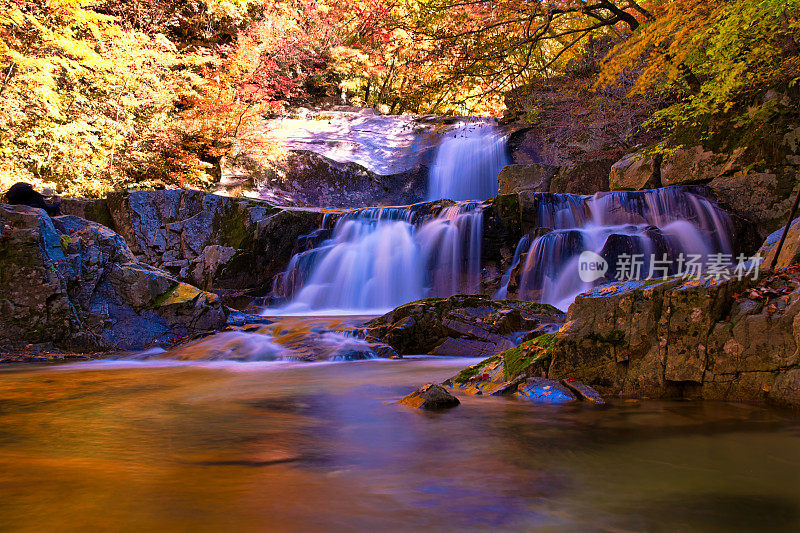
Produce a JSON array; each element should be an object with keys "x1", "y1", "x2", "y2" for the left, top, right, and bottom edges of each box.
[
  {"x1": 453, "y1": 355, "x2": 500, "y2": 384},
  {"x1": 501, "y1": 333, "x2": 558, "y2": 379}
]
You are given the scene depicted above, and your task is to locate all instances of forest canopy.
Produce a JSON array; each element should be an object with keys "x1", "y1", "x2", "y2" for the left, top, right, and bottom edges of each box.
[{"x1": 1, "y1": 0, "x2": 798, "y2": 195}]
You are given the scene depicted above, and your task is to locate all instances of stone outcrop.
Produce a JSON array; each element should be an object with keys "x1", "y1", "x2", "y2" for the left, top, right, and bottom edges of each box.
[
  {"x1": 367, "y1": 295, "x2": 565, "y2": 356},
  {"x1": 450, "y1": 271, "x2": 800, "y2": 406},
  {"x1": 497, "y1": 164, "x2": 556, "y2": 195},
  {"x1": 103, "y1": 190, "x2": 322, "y2": 295},
  {"x1": 609, "y1": 152, "x2": 661, "y2": 191},
  {"x1": 495, "y1": 159, "x2": 615, "y2": 196},
  {"x1": 0, "y1": 205, "x2": 228, "y2": 352},
  {"x1": 758, "y1": 217, "x2": 800, "y2": 270},
  {"x1": 223, "y1": 150, "x2": 429, "y2": 208},
  {"x1": 608, "y1": 141, "x2": 800, "y2": 239},
  {"x1": 709, "y1": 167, "x2": 800, "y2": 239}
]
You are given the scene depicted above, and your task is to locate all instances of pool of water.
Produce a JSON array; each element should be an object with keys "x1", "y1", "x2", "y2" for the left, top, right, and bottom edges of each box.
[{"x1": 1, "y1": 357, "x2": 799, "y2": 532}]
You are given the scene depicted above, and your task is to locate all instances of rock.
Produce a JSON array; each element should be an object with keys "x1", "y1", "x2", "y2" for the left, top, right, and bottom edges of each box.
[
  {"x1": 399, "y1": 383, "x2": 460, "y2": 410},
  {"x1": 758, "y1": 218, "x2": 800, "y2": 269},
  {"x1": 105, "y1": 190, "x2": 321, "y2": 294},
  {"x1": 0, "y1": 204, "x2": 228, "y2": 351},
  {"x1": 515, "y1": 377, "x2": 577, "y2": 403},
  {"x1": 561, "y1": 379, "x2": 605, "y2": 404},
  {"x1": 550, "y1": 159, "x2": 614, "y2": 195},
  {"x1": 367, "y1": 295, "x2": 565, "y2": 356},
  {"x1": 709, "y1": 168, "x2": 800, "y2": 238},
  {"x1": 609, "y1": 152, "x2": 661, "y2": 191},
  {"x1": 660, "y1": 146, "x2": 731, "y2": 186},
  {"x1": 224, "y1": 150, "x2": 429, "y2": 208},
  {"x1": 497, "y1": 164, "x2": 556, "y2": 195},
  {"x1": 59, "y1": 198, "x2": 114, "y2": 228}
]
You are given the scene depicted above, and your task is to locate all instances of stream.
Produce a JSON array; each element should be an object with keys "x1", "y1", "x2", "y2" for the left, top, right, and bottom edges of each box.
[{"x1": 1, "y1": 358, "x2": 799, "y2": 531}]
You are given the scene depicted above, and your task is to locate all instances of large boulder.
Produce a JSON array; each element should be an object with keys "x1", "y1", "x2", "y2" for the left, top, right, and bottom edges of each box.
[
  {"x1": 367, "y1": 295, "x2": 565, "y2": 356},
  {"x1": 497, "y1": 164, "x2": 556, "y2": 195},
  {"x1": 484, "y1": 274, "x2": 800, "y2": 406},
  {"x1": 550, "y1": 159, "x2": 614, "y2": 195},
  {"x1": 660, "y1": 146, "x2": 733, "y2": 186},
  {"x1": 0, "y1": 205, "x2": 228, "y2": 351},
  {"x1": 105, "y1": 190, "x2": 321, "y2": 294},
  {"x1": 709, "y1": 167, "x2": 800, "y2": 239},
  {"x1": 223, "y1": 150, "x2": 429, "y2": 208},
  {"x1": 609, "y1": 152, "x2": 661, "y2": 191}
]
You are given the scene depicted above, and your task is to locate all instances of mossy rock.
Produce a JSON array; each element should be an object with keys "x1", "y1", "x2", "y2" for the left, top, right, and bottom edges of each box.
[{"x1": 500, "y1": 333, "x2": 558, "y2": 379}]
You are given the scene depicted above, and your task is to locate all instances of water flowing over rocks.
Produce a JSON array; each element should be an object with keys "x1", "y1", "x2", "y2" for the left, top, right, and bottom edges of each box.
[
  {"x1": 63, "y1": 190, "x2": 323, "y2": 304},
  {"x1": 0, "y1": 205, "x2": 227, "y2": 352}
]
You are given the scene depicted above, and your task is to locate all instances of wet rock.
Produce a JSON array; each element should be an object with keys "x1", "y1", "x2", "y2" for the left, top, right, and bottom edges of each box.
[
  {"x1": 561, "y1": 379, "x2": 605, "y2": 404},
  {"x1": 399, "y1": 383, "x2": 460, "y2": 410},
  {"x1": 506, "y1": 273, "x2": 800, "y2": 406},
  {"x1": 515, "y1": 378, "x2": 577, "y2": 404},
  {"x1": 0, "y1": 205, "x2": 228, "y2": 351},
  {"x1": 367, "y1": 295, "x2": 565, "y2": 356}
]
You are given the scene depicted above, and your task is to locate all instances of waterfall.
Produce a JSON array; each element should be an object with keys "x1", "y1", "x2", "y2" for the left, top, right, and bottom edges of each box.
[
  {"x1": 269, "y1": 203, "x2": 484, "y2": 315},
  {"x1": 427, "y1": 122, "x2": 509, "y2": 201},
  {"x1": 503, "y1": 188, "x2": 735, "y2": 310}
]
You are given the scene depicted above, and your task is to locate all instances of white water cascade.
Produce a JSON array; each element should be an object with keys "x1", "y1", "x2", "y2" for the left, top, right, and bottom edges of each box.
[
  {"x1": 496, "y1": 188, "x2": 736, "y2": 311},
  {"x1": 427, "y1": 122, "x2": 509, "y2": 201},
  {"x1": 269, "y1": 203, "x2": 484, "y2": 315}
]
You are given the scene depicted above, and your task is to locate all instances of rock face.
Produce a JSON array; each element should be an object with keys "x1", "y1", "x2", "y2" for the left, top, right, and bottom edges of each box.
[
  {"x1": 758, "y1": 217, "x2": 800, "y2": 269},
  {"x1": 399, "y1": 383, "x2": 460, "y2": 410},
  {"x1": 607, "y1": 143, "x2": 800, "y2": 239},
  {"x1": 497, "y1": 164, "x2": 556, "y2": 195},
  {"x1": 493, "y1": 273, "x2": 800, "y2": 406},
  {"x1": 609, "y1": 152, "x2": 661, "y2": 191},
  {"x1": 0, "y1": 205, "x2": 228, "y2": 351},
  {"x1": 367, "y1": 295, "x2": 565, "y2": 356},
  {"x1": 103, "y1": 190, "x2": 321, "y2": 295},
  {"x1": 709, "y1": 167, "x2": 800, "y2": 239},
  {"x1": 224, "y1": 150, "x2": 429, "y2": 208}
]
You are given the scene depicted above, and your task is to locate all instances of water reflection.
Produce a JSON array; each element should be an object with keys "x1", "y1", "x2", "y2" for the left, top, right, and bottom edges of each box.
[{"x1": 0, "y1": 359, "x2": 799, "y2": 531}]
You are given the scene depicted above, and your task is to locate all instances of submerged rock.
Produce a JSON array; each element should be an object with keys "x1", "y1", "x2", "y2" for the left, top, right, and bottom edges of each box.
[
  {"x1": 514, "y1": 378, "x2": 577, "y2": 404},
  {"x1": 399, "y1": 383, "x2": 460, "y2": 410},
  {"x1": 0, "y1": 205, "x2": 227, "y2": 352}
]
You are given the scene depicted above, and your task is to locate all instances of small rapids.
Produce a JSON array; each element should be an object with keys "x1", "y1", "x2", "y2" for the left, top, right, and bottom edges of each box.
[
  {"x1": 496, "y1": 188, "x2": 736, "y2": 310},
  {"x1": 269, "y1": 202, "x2": 484, "y2": 315}
]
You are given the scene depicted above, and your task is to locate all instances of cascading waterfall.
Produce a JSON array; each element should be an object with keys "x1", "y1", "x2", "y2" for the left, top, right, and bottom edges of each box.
[
  {"x1": 427, "y1": 122, "x2": 509, "y2": 201},
  {"x1": 269, "y1": 203, "x2": 484, "y2": 315},
  {"x1": 497, "y1": 188, "x2": 735, "y2": 311}
]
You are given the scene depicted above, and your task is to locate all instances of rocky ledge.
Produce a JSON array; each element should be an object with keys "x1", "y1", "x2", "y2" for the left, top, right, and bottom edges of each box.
[
  {"x1": 446, "y1": 269, "x2": 800, "y2": 407},
  {"x1": 0, "y1": 204, "x2": 228, "y2": 352}
]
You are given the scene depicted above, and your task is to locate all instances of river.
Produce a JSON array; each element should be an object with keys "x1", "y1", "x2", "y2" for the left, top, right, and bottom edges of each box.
[{"x1": 1, "y1": 357, "x2": 799, "y2": 531}]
